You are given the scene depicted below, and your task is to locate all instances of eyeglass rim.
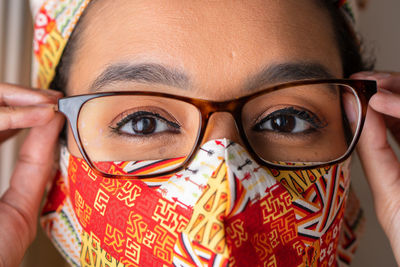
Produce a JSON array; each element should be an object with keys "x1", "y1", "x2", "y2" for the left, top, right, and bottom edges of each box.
[{"x1": 57, "y1": 78, "x2": 377, "y2": 178}]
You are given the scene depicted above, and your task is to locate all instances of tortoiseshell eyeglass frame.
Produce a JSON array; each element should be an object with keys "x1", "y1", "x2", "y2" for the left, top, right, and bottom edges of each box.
[{"x1": 57, "y1": 79, "x2": 377, "y2": 179}]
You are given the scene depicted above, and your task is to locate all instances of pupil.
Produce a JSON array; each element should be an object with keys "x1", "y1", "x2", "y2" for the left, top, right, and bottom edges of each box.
[
  {"x1": 132, "y1": 117, "x2": 156, "y2": 134},
  {"x1": 272, "y1": 115, "x2": 295, "y2": 132}
]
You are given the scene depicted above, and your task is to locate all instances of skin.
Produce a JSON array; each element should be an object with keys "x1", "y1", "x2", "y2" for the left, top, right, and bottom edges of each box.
[
  {"x1": 0, "y1": 0, "x2": 399, "y2": 266},
  {"x1": 351, "y1": 71, "x2": 400, "y2": 264},
  {"x1": 65, "y1": 0, "x2": 343, "y2": 157}
]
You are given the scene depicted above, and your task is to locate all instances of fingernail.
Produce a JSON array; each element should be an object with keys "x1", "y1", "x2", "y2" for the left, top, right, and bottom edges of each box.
[
  {"x1": 373, "y1": 73, "x2": 392, "y2": 80},
  {"x1": 46, "y1": 89, "x2": 62, "y2": 95},
  {"x1": 378, "y1": 88, "x2": 393, "y2": 95},
  {"x1": 36, "y1": 103, "x2": 58, "y2": 110},
  {"x1": 351, "y1": 71, "x2": 375, "y2": 78},
  {"x1": 41, "y1": 89, "x2": 63, "y2": 98},
  {"x1": 351, "y1": 71, "x2": 392, "y2": 80}
]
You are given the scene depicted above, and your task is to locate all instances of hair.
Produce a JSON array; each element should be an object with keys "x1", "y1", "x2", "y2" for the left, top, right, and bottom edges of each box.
[
  {"x1": 322, "y1": 1, "x2": 374, "y2": 76},
  {"x1": 49, "y1": 0, "x2": 374, "y2": 92}
]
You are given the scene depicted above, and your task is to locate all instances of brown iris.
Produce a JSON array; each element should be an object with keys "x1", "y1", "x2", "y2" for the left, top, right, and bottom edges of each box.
[
  {"x1": 132, "y1": 116, "x2": 156, "y2": 134},
  {"x1": 271, "y1": 115, "x2": 295, "y2": 132}
]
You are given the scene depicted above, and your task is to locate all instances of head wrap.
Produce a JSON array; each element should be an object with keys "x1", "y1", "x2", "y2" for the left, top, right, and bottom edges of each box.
[
  {"x1": 30, "y1": 0, "x2": 355, "y2": 89},
  {"x1": 30, "y1": 0, "x2": 92, "y2": 89}
]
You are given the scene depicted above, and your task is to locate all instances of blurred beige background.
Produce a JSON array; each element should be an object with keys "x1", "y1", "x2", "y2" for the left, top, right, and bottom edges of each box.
[{"x1": 0, "y1": 0, "x2": 399, "y2": 266}]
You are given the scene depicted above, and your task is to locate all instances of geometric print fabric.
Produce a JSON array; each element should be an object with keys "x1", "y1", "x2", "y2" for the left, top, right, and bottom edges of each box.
[
  {"x1": 29, "y1": 0, "x2": 355, "y2": 90},
  {"x1": 41, "y1": 140, "x2": 364, "y2": 266}
]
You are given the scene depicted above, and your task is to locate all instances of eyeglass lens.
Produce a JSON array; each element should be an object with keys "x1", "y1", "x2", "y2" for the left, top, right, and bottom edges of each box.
[
  {"x1": 242, "y1": 83, "x2": 359, "y2": 164},
  {"x1": 76, "y1": 83, "x2": 360, "y2": 176}
]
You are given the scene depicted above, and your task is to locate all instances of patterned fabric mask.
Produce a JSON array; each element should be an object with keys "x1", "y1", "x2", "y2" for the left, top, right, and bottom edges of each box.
[{"x1": 41, "y1": 139, "x2": 363, "y2": 266}]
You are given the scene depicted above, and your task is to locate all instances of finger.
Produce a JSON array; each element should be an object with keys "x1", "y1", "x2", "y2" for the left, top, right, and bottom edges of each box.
[
  {"x1": 0, "y1": 104, "x2": 57, "y2": 131},
  {"x1": 351, "y1": 71, "x2": 400, "y2": 92},
  {"x1": 357, "y1": 105, "x2": 400, "y2": 264},
  {"x1": 369, "y1": 89, "x2": 400, "y2": 118},
  {"x1": 0, "y1": 114, "x2": 63, "y2": 267},
  {"x1": 351, "y1": 71, "x2": 393, "y2": 79},
  {"x1": 357, "y1": 106, "x2": 400, "y2": 203},
  {"x1": 0, "y1": 83, "x2": 62, "y2": 106},
  {"x1": 1, "y1": 114, "x2": 64, "y2": 239},
  {"x1": 376, "y1": 74, "x2": 400, "y2": 92},
  {"x1": 352, "y1": 71, "x2": 400, "y2": 143}
]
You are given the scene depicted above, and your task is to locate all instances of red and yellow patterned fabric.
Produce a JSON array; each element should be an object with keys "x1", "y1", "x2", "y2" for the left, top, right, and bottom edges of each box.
[
  {"x1": 41, "y1": 140, "x2": 364, "y2": 266},
  {"x1": 31, "y1": 0, "x2": 92, "y2": 88},
  {"x1": 30, "y1": 0, "x2": 356, "y2": 90}
]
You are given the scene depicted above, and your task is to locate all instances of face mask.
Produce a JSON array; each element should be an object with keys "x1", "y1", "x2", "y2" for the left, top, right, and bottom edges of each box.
[{"x1": 41, "y1": 139, "x2": 362, "y2": 267}]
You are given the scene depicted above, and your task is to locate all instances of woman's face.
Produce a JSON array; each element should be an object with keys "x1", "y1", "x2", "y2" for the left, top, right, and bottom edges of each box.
[{"x1": 66, "y1": 0, "x2": 345, "y2": 159}]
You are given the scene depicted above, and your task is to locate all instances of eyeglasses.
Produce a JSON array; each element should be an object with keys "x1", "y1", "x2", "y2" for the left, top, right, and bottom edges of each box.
[{"x1": 57, "y1": 79, "x2": 377, "y2": 178}]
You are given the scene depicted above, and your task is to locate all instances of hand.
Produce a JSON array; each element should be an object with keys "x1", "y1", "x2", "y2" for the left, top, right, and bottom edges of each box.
[
  {"x1": 351, "y1": 71, "x2": 400, "y2": 265},
  {"x1": 0, "y1": 83, "x2": 64, "y2": 267}
]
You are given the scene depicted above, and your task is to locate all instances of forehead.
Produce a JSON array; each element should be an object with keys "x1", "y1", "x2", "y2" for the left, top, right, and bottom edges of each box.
[{"x1": 69, "y1": 0, "x2": 342, "y2": 98}]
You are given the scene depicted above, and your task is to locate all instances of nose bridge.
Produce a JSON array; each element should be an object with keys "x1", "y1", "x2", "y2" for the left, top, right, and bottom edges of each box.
[{"x1": 201, "y1": 111, "x2": 244, "y2": 146}]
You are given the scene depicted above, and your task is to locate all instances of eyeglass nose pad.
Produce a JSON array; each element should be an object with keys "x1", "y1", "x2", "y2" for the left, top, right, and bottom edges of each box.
[{"x1": 200, "y1": 112, "x2": 245, "y2": 147}]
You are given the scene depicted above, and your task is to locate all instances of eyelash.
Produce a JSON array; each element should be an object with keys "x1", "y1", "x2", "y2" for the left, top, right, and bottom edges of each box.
[
  {"x1": 252, "y1": 107, "x2": 327, "y2": 133},
  {"x1": 109, "y1": 111, "x2": 180, "y2": 136}
]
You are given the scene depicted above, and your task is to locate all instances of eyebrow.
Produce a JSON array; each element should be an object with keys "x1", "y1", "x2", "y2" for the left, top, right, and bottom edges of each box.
[
  {"x1": 89, "y1": 61, "x2": 336, "y2": 93},
  {"x1": 243, "y1": 62, "x2": 336, "y2": 92},
  {"x1": 90, "y1": 63, "x2": 190, "y2": 92}
]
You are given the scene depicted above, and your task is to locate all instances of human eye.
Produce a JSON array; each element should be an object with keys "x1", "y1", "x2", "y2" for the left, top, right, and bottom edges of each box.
[
  {"x1": 110, "y1": 110, "x2": 181, "y2": 137},
  {"x1": 252, "y1": 106, "x2": 326, "y2": 135}
]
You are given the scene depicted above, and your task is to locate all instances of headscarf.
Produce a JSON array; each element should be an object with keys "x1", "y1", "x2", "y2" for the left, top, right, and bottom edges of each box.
[{"x1": 30, "y1": 0, "x2": 356, "y2": 89}]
